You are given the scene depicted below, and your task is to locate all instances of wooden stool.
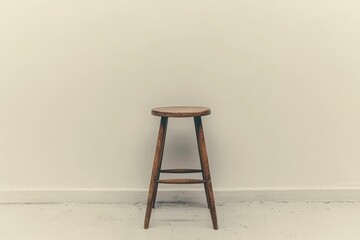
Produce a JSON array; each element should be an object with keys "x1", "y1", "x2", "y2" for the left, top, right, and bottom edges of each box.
[{"x1": 144, "y1": 106, "x2": 218, "y2": 230}]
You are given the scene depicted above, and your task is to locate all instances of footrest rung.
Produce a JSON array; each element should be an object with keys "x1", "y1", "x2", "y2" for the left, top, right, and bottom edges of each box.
[
  {"x1": 160, "y1": 169, "x2": 202, "y2": 173},
  {"x1": 157, "y1": 179, "x2": 205, "y2": 184}
]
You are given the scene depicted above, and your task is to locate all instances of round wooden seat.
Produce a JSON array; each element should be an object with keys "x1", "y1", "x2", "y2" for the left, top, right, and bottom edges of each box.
[{"x1": 151, "y1": 106, "x2": 211, "y2": 118}]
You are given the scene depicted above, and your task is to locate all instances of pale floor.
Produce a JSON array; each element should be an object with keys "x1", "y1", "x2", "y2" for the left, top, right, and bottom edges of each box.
[{"x1": 1, "y1": 202, "x2": 360, "y2": 240}]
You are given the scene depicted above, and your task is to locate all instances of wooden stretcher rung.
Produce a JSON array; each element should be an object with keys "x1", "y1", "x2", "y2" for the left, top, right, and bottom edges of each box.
[
  {"x1": 160, "y1": 169, "x2": 202, "y2": 173},
  {"x1": 157, "y1": 179, "x2": 205, "y2": 184}
]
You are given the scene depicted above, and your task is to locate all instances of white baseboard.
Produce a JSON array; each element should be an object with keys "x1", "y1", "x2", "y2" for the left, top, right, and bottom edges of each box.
[{"x1": 1, "y1": 187, "x2": 360, "y2": 204}]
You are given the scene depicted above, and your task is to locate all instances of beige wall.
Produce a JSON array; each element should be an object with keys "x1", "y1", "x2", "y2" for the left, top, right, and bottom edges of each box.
[{"x1": 1, "y1": 0, "x2": 360, "y2": 192}]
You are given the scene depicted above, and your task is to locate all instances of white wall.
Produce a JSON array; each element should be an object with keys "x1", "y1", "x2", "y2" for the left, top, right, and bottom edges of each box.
[{"x1": 1, "y1": 0, "x2": 360, "y2": 200}]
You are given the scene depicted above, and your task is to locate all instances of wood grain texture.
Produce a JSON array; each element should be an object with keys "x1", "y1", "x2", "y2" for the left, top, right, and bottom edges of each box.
[
  {"x1": 152, "y1": 106, "x2": 211, "y2": 118},
  {"x1": 144, "y1": 117, "x2": 168, "y2": 229},
  {"x1": 144, "y1": 109, "x2": 218, "y2": 230},
  {"x1": 195, "y1": 117, "x2": 211, "y2": 210},
  {"x1": 194, "y1": 116, "x2": 218, "y2": 230},
  {"x1": 151, "y1": 117, "x2": 168, "y2": 209}
]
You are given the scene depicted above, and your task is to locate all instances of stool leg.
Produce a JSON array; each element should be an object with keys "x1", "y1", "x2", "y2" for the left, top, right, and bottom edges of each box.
[
  {"x1": 194, "y1": 116, "x2": 218, "y2": 230},
  {"x1": 144, "y1": 117, "x2": 168, "y2": 229},
  {"x1": 194, "y1": 117, "x2": 211, "y2": 209},
  {"x1": 152, "y1": 118, "x2": 168, "y2": 208}
]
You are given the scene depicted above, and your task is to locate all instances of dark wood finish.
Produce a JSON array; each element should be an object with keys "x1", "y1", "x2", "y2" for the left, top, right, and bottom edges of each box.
[
  {"x1": 144, "y1": 117, "x2": 168, "y2": 229},
  {"x1": 160, "y1": 169, "x2": 202, "y2": 173},
  {"x1": 157, "y1": 179, "x2": 205, "y2": 184},
  {"x1": 152, "y1": 106, "x2": 211, "y2": 118},
  {"x1": 151, "y1": 117, "x2": 168, "y2": 208},
  {"x1": 194, "y1": 116, "x2": 218, "y2": 230},
  {"x1": 144, "y1": 108, "x2": 218, "y2": 230},
  {"x1": 194, "y1": 117, "x2": 211, "y2": 210}
]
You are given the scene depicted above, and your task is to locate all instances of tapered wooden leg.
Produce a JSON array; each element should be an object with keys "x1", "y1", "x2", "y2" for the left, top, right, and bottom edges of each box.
[
  {"x1": 194, "y1": 116, "x2": 218, "y2": 230},
  {"x1": 194, "y1": 117, "x2": 211, "y2": 209},
  {"x1": 152, "y1": 118, "x2": 168, "y2": 208},
  {"x1": 144, "y1": 117, "x2": 168, "y2": 229}
]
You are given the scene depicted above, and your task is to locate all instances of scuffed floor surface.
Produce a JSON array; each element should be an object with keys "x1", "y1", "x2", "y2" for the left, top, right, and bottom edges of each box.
[{"x1": 1, "y1": 202, "x2": 360, "y2": 240}]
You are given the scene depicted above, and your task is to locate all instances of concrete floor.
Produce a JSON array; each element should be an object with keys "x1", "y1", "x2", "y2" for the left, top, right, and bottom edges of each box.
[{"x1": 1, "y1": 202, "x2": 360, "y2": 240}]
